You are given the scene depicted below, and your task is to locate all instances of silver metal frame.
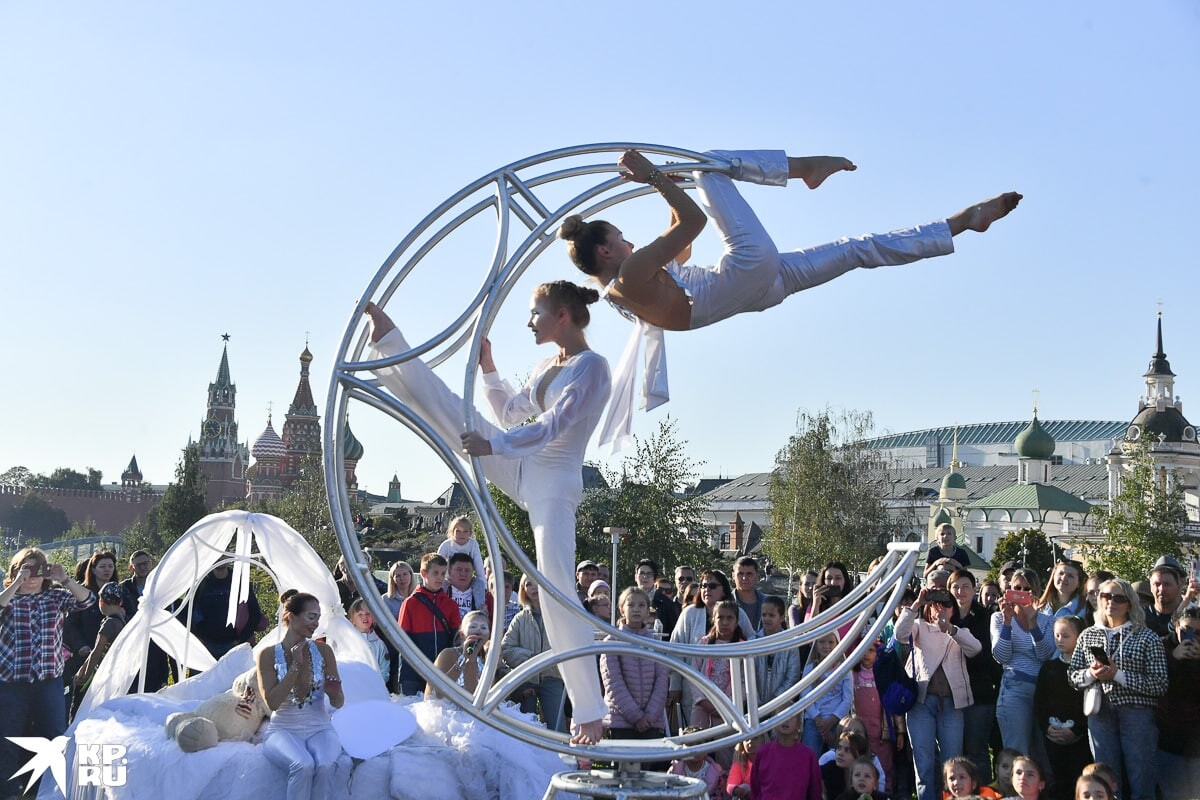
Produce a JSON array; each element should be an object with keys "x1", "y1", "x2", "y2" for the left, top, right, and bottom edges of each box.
[{"x1": 323, "y1": 143, "x2": 922, "y2": 767}]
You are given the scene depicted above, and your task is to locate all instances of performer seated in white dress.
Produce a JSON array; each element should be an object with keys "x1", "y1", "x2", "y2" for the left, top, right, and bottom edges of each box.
[
  {"x1": 559, "y1": 148, "x2": 1022, "y2": 449},
  {"x1": 256, "y1": 590, "x2": 344, "y2": 800},
  {"x1": 364, "y1": 280, "x2": 611, "y2": 745}
]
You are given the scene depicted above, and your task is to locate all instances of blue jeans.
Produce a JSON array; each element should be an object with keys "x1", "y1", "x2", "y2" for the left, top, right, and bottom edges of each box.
[
  {"x1": 961, "y1": 702, "x2": 995, "y2": 785},
  {"x1": 1155, "y1": 749, "x2": 1200, "y2": 800},
  {"x1": 803, "y1": 716, "x2": 831, "y2": 754},
  {"x1": 519, "y1": 677, "x2": 566, "y2": 733},
  {"x1": 996, "y1": 675, "x2": 1037, "y2": 756},
  {"x1": 0, "y1": 676, "x2": 67, "y2": 797},
  {"x1": 906, "y1": 693, "x2": 964, "y2": 800},
  {"x1": 1087, "y1": 698, "x2": 1157, "y2": 800}
]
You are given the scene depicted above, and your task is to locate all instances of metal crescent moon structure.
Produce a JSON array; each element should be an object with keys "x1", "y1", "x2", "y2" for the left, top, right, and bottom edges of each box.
[{"x1": 323, "y1": 143, "x2": 921, "y2": 796}]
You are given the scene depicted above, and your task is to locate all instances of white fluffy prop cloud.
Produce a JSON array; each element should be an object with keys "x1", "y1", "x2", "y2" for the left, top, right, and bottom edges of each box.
[{"x1": 77, "y1": 511, "x2": 376, "y2": 719}]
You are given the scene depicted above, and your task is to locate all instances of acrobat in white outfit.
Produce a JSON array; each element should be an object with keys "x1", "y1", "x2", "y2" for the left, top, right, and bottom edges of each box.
[
  {"x1": 558, "y1": 148, "x2": 1021, "y2": 450},
  {"x1": 365, "y1": 282, "x2": 611, "y2": 743}
]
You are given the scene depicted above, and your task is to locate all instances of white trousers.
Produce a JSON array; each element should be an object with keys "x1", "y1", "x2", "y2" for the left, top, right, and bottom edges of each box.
[
  {"x1": 682, "y1": 149, "x2": 954, "y2": 329},
  {"x1": 372, "y1": 331, "x2": 608, "y2": 725},
  {"x1": 262, "y1": 727, "x2": 341, "y2": 800}
]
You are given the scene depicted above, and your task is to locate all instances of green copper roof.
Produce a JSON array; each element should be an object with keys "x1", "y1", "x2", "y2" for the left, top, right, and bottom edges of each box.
[
  {"x1": 941, "y1": 472, "x2": 966, "y2": 490},
  {"x1": 1015, "y1": 415, "x2": 1056, "y2": 460},
  {"x1": 932, "y1": 507, "x2": 953, "y2": 526},
  {"x1": 965, "y1": 483, "x2": 1092, "y2": 514}
]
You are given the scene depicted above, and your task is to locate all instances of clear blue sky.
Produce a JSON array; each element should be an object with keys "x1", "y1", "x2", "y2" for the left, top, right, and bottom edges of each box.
[{"x1": 2, "y1": 3, "x2": 1198, "y2": 504}]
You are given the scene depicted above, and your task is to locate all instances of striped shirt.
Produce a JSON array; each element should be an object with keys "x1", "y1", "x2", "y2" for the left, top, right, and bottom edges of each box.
[
  {"x1": 1, "y1": 588, "x2": 95, "y2": 682},
  {"x1": 991, "y1": 610, "x2": 1056, "y2": 682}
]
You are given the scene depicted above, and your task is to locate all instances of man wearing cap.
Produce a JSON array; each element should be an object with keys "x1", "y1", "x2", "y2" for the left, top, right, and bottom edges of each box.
[
  {"x1": 1146, "y1": 556, "x2": 1186, "y2": 638},
  {"x1": 998, "y1": 561, "x2": 1018, "y2": 592},
  {"x1": 575, "y1": 560, "x2": 599, "y2": 604}
]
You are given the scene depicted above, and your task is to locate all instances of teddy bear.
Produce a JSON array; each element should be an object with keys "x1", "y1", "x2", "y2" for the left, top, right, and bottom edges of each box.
[{"x1": 166, "y1": 667, "x2": 271, "y2": 752}]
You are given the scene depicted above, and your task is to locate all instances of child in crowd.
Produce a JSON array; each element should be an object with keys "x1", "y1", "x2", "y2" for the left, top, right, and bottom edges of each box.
[
  {"x1": 727, "y1": 734, "x2": 766, "y2": 799},
  {"x1": 817, "y1": 716, "x2": 886, "y2": 792},
  {"x1": 601, "y1": 588, "x2": 669, "y2": 754},
  {"x1": 348, "y1": 597, "x2": 390, "y2": 685},
  {"x1": 73, "y1": 582, "x2": 127, "y2": 699},
  {"x1": 751, "y1": 714, "x2": 821, "y2": 800},
  {"x1": 692, "y1": 600, "x2": 746, "y2": 730},
  {"x1": 801, "y1": 631, "x2": 852, "y2": 753},
  {"x1": 1034, "y1": 616, "x2": 1090, "y2": 800},
  {"x1": 756, "y1": 596, "x2": 800, "y2": 704},
  {"x1": 851, "y1": 641, "x2": 895, "y2": 795},
  {"x1": 821, "y1": 730, "x2": 869, "y2": 799},
  {"x1": 1074, "y1": 774, "x2": 1114, "y2": 800},
  {"x1": 944, "y1": 756, "x2": 1002, "y2": 798},
  {"x1": 397, "y1": 553, "x2": 460, "y2": 695},
  {"x1": 1078, "y1": 765, "x2": 1119, "y2": 800},
  {"x1": 990, "y1": 748, "x2": 1021, "y2": 798},
  {"x1": 1006, "y1": 755, "x2": 1048, "y2": 800},
  {"x1": 436, "y1": 515, "x2": 486, "y2": 588},
  {"x1": 668, "y1": 726, "x2": 725, "y2": 798},
  {"x1": 834, "y1": 757, "x2": 887, "y2": 800}
]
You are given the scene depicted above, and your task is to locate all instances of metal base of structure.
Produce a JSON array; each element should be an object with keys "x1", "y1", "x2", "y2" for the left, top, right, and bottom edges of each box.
[{"x1": 543, "y1": 763, "x2": 708, "y2": 800}]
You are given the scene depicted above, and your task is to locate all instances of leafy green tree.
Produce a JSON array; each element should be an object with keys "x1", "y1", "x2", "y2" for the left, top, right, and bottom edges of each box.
[
  {"x1": 577, "y1": 420, "x2": 717, "y2": 582},
  {"x1": 989, "y1": 528, "x2": 1054, "y2": 582},
  {"x1": 765, "y1": 408, "x2": 902, "y2": 576},
  {"x1": 155, "y1": 444, "x2": 209, "y2": 547},
  {"x1": 121, "y1": 516, "x2": 161, "y2": 556},
  {"x1": 0, "y1": 466, "x2": 35, "y2": 487},
  {"x1": 23, "y1": 467, "x2": 104, "y2": 490},
  {"x1": 1, "y1": 493, "x2": 70, "y2": 541},
  {"x1": 1082, "y1": 442, "x2": 1187, "y2": 581}
]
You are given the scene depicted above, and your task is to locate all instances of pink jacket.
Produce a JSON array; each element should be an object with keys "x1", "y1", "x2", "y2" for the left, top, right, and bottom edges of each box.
[
  {"x1": 600, "y1": 624, "x2": 670, "y2": 729},
  {"x1": 893, "y1": 606, "x2": 981, "y2": 709}
]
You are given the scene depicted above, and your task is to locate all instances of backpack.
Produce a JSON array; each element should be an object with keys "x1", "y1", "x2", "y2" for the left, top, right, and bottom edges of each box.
[{"x1": 873, "y1": 635, "x2": 917, "y2": 715}]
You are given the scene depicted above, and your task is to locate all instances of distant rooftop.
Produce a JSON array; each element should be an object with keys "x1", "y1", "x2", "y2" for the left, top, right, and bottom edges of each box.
[
  {"x1": 862, "y1": 420, "x2": 1127, "y2": 450},
  {"x1": 702, "y1": 463, "x2": 1112, "y2": 505}
]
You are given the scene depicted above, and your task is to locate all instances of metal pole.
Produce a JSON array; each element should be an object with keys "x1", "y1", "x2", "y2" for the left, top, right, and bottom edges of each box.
[{"x1": 605, "y1": 527, "x2": 625, "y2": 627}]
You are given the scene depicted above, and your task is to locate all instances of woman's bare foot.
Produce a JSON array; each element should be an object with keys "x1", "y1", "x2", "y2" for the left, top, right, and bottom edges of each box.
[
  {"x1": 786, "y1": 155, "x2": 857, "y2": 189},
  {"x1": 570, "y1": 719, "x2": 605, "y2": 745},
  {"x1": 948, "y1": 192, "x2": 1023, "y2": 235},
  {"x1": 364, "y1": 302, "x2": 395, "y2": 342}
]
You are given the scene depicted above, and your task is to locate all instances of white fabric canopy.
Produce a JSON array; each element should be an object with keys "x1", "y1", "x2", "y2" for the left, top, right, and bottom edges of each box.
[{"x1": 78, "y1": 511, "x2": 377, "y2": 719}]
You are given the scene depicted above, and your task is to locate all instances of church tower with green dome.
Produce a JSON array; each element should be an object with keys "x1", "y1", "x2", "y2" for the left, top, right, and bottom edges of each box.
[
  {"x1": 929, "y1": 426, "x2": 967, "y2": 538},
  {"x1": 1015, "y1": 408, "x2": 1056, "y2": 486}
]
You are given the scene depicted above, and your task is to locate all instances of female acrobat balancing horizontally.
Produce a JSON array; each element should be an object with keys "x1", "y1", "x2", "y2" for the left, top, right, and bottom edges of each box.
[
  {"x1": 560, "y1": 148, "x2": 1021, "y2": 449},
  {"x1": 364, "y1": 281, "x2": 610, "y2": 744}
]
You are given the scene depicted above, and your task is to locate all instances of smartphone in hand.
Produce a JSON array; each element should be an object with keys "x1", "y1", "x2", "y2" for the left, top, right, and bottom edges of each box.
[
  {"x1": 1090, "y1": 645, "x2": 1111, "y2": 665},
  {"x1": 1005, "y1": 589, "x2": 1033, "y2": 606}
]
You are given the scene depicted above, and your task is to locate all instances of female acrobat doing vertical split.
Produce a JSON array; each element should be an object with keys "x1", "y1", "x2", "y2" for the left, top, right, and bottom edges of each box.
[
  {"x1": 559, "y1": 148, "x2": 1021, "y2": 448},
  {"x1": 364, "y1": 281, "x2": 610, "y2": 744}
]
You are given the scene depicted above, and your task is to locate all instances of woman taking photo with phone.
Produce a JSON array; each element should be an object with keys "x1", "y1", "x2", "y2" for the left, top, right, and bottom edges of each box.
[
  {"x1": 991, "y1": 567, "x2": 1056, "y2": 757},
  {"x1": 1068, "y1": 578, "x2": 1167, "y2": 800},
  {"x1": 0, "y1": 548, "x2": 94, "y2": 799}
]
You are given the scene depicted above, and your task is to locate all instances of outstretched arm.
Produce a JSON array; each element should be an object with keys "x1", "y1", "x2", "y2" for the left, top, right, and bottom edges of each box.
[{"x1": 615, "y1": 149, "x2": 705, "y2": 290}]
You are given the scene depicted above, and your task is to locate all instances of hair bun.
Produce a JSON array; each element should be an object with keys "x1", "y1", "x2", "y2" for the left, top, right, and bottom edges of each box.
[
  {"x1": 577, "y1": 285, "x2": 600, "y2": 305},
  {"x1": 558, "y1": 214, "x2": 585, "y2": 241}
]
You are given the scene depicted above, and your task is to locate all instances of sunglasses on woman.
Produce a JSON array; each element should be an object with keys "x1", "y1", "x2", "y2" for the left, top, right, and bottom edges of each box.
[{"x1": 1098, "y1": 592, "x2": 1129, "y2": 604}]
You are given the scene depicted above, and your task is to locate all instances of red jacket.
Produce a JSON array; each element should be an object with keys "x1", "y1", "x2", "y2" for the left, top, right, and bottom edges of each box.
[{"x1": 398, "y1": 586, "x2": 461, "y2": 686}]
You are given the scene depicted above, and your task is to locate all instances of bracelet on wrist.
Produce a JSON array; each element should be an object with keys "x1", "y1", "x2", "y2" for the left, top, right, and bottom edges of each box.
[{"x1": 645, "y1": 169, "x2": 670, "y2": 189}]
